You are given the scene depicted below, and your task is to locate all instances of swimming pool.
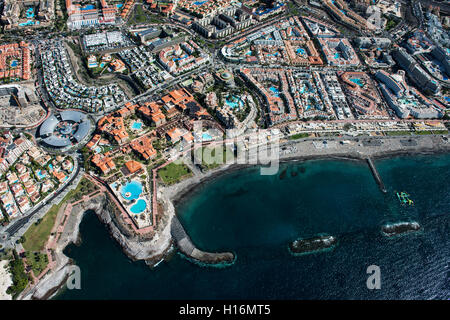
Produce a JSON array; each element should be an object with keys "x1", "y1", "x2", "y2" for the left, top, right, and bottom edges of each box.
[
  {"x1": 36, "y1": 170, "x2": 47, "y2": 180},
  {"x1": 19, "y1": 20, "x2": 38, "y2": 27},
  {"x1": 269, "y1": 86, "x2": 280, "y2": 97},
  {"x1": 132, "y1": 121, "x2": 143, "y2": 130},
  {"x1": 334, "y1": 52, "x2": 340, "y2": 59},
  {"x1": 121, "y1": 181, "x2": 143, "y2": 201},
  {"x1": 224, "y1": 95, "x2": 244, "y2": 109},
  {"x1": 116, "y1": 3, "x2": 123, "y2": 9},
  {"x1": 350, "y1": 78, "x2": 364, "y2": 87},
  {"x1": 26, "y1": 8, "x2": 35, "y2": 19},
  {"x1": 130, "y1": 199, "x2": 147, "y2": 214},
  {"x1": 296, "y1": 48, "x2": 306, "y2": 55},
  {"x1": 81, "y1": 4, "x2": 95, "y2": 10},
  {"x1": 202, "y1": 133, "x2": 213, "y2": 141},
  {"x1": 10, "y1": 60, "x2": 19, "y2": 68}
]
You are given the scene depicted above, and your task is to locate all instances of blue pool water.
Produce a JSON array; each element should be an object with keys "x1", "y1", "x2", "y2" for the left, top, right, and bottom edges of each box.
[
  {"x1": 245, "y1": 50, "x2": 252, "y2": 56},
  {"x1": 445, "y1": 96, "x2": 450, "y2": 102},
  {"x1": 350, "y1": 78, "x2": 364, "y2": 87},
  {"x1": 193, "y1": 0, "x2": 208, "y2": 5},
  {"x1": 173, "y1": 54, "x2": 188, "y2": 62},
  {"x1": 130, "y1": 199, "x2": 147, "y2": 214},
  {"x1": 225, "y1": 95, "x2": 244, "y2": 109},
  {"x1": 296, "y1": 48, "x2": 306, "y2": 55},
  {"x1": 48, "y1": 164, "x2": 54, "y2": 171},
  {"x1": 81, "y1": 4, "x2": 95, "y2": 10},
  {"x1": 269, "y1": 86, "x2": 280, "y2": 97},
  {"x1": 202, "y1": 133, "x2": 213, "y2": 141},
  {"x1": 10, "y1": 60, "x2": 18, "y2": 68},
  {"x1": 19, "y1": 20, "x2": 38, "y2": 26},
  {"x1": 94, "y1": 146, "x2": 102, "y2": 154},
  {"x1": 116, "y1": 4, "x2": 123, "y2": 9},
  {"x1": 26, "y1": 8, "x2": 35, "y2": 19},
  {"x1": 132, "y1": 122, "x2": 143, "y2": 130},
  {"x1": 121, "y1": 181, "x2": 143, "y2": 201},
  {"x1": 36, "y1": 170, "x2": 46, "y2": 180},
  {"x1": 334, "y1": 53, "x2": 340, "y2": 59}
]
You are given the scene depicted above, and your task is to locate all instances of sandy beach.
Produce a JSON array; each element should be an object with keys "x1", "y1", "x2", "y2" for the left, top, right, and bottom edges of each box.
[
  {"x1": 18, "y1": 133, "x2": 450, "y2": 299},
  {"x1": 0, "y1": 260, "x2": 12, "y2": 300},
  {"x1": 167, "y1": 134, "x2": 450, "y2": 207}
]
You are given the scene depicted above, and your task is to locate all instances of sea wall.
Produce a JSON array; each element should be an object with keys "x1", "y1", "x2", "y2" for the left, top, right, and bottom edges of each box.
[
  {"x1": 21, "y1": 192, "x2": 173, "y2": 300},
  {"x1": 86, "y1": 193, "x2": 173, "y2": 262},
  {"x1": 158, "y1": 184, "x2": 235, "y2": 265},
  {"x1": 170, "y1": 215, "x2": 235, "y2": 265}
]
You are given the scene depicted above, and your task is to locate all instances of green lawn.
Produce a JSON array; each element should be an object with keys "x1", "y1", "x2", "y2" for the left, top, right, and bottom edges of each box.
[
  {"x1": 22, "y1": 204, "x2": 59, "y2": 252},
  {"x1": 288, "y1": 133, "x2": 310, "y2": 140},
  {"x1": 158, "y1": 163, "x2": 192, "y2": 185},
  {"x1": 415, "y1": 130, "x2": 449, "y2": 135},
  {"x1": 127, "y1": 4, "x2": 163, "y2": 25},
  {"x1": 24, "y1": 251, "x2": 49, "y2": 276},
  {"x1": 194, "y1": 146, "x2": 234, "y2": 171},
  {"x1": 22, "y1": 177, "x2": 96, "y2": 252},
  {"x1": 385, "y1": 130, "x2": 412, "y2": 136}
]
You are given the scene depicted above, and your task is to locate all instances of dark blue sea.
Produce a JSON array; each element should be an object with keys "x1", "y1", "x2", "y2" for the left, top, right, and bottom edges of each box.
[{"x1": 56, "y1": 154, "x2": 450, "y2": 299}]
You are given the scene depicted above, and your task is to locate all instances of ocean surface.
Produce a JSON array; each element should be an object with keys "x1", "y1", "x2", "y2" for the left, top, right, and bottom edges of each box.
[{"x1": 56, "y1": 154, "x2": 450, "y2": 299}]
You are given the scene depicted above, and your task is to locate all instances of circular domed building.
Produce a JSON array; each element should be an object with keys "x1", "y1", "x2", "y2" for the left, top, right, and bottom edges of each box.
[
  {"x1": 216, "y1": 69, "x2": 235, "y2": 87},
  {"x1": 38, "y1": 111, "x2": 93, "y2": 150}
]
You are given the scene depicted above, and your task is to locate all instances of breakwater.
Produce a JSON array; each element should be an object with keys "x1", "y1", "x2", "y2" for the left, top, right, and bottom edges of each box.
[
  {"x1": 170, "y1": 215, "x2": 234, "y2": 265},
  {"x1": 366, "y1": 157, "x2": 387, "y2": 193}
]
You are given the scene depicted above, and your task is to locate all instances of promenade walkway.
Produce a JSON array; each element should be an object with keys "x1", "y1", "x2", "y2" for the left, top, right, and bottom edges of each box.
[{"x1": 20, "y1": 176, "x2": 104, "y2": 291}]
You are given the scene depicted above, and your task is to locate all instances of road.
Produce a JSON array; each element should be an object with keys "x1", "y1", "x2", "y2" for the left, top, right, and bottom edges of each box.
[{"x1": 1, "y1": 154, "x2": 81, "y2": 240}]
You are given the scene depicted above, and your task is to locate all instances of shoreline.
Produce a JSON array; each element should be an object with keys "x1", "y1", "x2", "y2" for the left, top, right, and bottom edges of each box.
[
  {"x1": 20, "y1": 134, "x2": 450, "y2": 299},
  {"x1": 169, "y1": 143, "x2": 450, "y2": 210}
]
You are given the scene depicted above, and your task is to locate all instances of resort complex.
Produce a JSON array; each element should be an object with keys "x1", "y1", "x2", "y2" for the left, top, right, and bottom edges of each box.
[
  {"x1": 0, "y1": 42, "x2": 32, "y2": 82},
  {"x1": 221, "y1": 16, "x2": 323, "y2": 66}
]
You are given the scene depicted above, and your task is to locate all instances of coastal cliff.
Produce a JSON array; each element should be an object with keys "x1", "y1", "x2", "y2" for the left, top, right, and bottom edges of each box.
[{"x1": 20, "y1": 193, "x2": 173, "y2": 300}]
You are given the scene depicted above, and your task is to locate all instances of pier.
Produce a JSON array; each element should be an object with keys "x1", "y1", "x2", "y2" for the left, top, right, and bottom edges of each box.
[
  {"x1": 171, "y1": 216, "x2": 234, "y2": 265},
  {"x1": 366, "y1": 157, "x2": 387, "y2": 193}
]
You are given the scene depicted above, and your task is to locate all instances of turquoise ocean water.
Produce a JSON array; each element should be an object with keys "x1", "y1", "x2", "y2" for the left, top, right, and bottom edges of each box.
[{"x1": 56, "y1": 154, "x2": 450, "y2": 299}]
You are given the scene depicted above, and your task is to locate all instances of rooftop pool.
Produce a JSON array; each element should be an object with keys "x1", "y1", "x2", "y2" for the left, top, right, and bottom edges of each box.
[{"x1": 121, "y1": 181, "x2": 143, "y2": 201}]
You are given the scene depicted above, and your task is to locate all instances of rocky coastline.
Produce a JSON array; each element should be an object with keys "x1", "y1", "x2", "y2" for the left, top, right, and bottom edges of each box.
[{"x1": 20, "y1": 134, "x2": 450, "y2": 299}]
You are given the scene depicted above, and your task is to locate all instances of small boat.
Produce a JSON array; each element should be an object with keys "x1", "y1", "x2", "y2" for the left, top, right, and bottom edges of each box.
[{"x1": 395, "y1": 191, "x2": 414, "y2": 206}]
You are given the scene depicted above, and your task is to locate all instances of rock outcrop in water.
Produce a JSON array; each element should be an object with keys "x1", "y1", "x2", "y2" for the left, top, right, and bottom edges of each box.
[
  {"x1": 289, "y1": 235, "x2": 337, "y2": 255},
  {"x1": 382, "y1": 222, "x2": 421, "y2": 237}
]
